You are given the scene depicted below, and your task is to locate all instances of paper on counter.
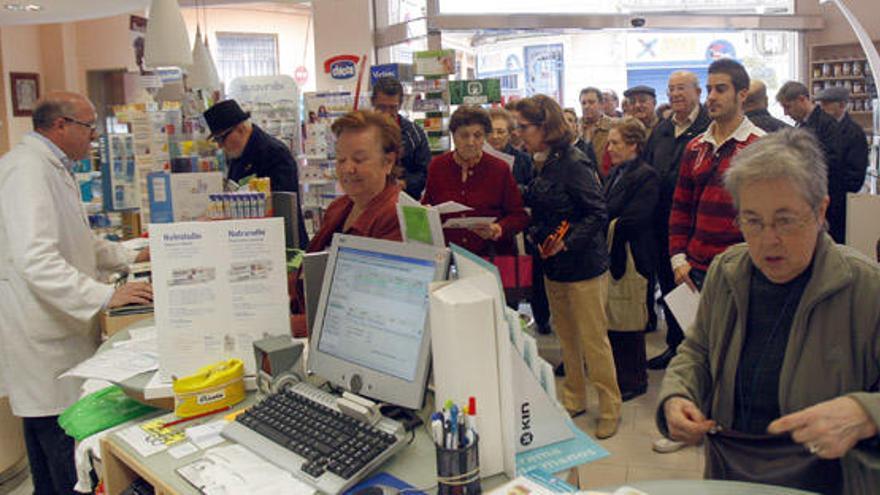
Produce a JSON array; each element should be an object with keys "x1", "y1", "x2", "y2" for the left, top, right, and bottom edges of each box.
[
  {"x1": 186, "y1": 420, "x2": 227, "y2": 449},
  {"x1": 60, "y1": 348, "x2": 158, "y2": 383},
  {"x1": 442, "y1": 216, "x2": 496, "y2": 229},
  {"x1": 143, "y1": 371, "x2": 173, "y2": 399},
  {"x1": 112, "y1": 336, "x2": 158, "y2": 353},
  {"x1": 128, "y1": 326, "x2": 157, "y2": 341},
  {"x1": 177, "y1": 444, "x2": 316, "y2": 495},
  {"x1": 663, "y1": 283, "x2": 701, "y2": 336},
  {"x1": 116, "y1": 424, "x2": 167, "y2": 457},
  {"x1": 168, "y1": 442, "x2": 199, "y2": 459},
  {"x1": 434, "y1": 201, "x2": 473, "y2": 215}
]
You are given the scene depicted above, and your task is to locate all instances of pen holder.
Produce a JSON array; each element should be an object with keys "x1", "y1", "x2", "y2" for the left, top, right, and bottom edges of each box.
[{"x1": 435, "y1": 434, "x2": 481, "y2": 495}]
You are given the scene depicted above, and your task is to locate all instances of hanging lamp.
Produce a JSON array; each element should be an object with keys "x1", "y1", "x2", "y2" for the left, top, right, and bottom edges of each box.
[
  {"x1": 189, "y1": 26, "x2": 221, "y2": 90},
  {"x1": 144, "y1": 0, "x2": 192, "y2": 68}
]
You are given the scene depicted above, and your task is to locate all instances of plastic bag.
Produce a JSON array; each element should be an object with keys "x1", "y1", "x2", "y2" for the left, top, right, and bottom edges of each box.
[{"x1": 59, "y1": 386, "x2": 158, "y2": 441}]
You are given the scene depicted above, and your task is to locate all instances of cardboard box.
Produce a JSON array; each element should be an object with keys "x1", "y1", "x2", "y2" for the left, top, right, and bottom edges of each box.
[{"x1": 100, "y1": 310, "x2": 153, "y2": 338}]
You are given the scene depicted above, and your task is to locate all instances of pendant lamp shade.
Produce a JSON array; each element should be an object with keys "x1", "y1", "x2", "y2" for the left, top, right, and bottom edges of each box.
[
  {"x1": 204, "y1": 38, "x2": 222, "y2": 89},
  {"x1": 189, "y1": 28, "x2": 221, "y2": 90},
  {"x1": 144, "y1": 0, "x2": 192, "y2": 68}
]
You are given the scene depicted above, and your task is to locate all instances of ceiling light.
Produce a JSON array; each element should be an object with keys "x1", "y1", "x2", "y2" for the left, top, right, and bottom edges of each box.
[
  {"x1": 5, "y1": 3, "x2": 43, "y2": 11},
  {"x1": 144, "y1": 0, "x2": 192, "y2": 69}
]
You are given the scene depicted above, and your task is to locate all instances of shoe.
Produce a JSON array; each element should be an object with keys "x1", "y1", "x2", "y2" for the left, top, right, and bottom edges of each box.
[
  {"x1": 621, "y1": 384, "x2": 648, "y2": 402},
  {"x1": 596, "y1": 418, "x2": 619, "y2": 439},
  {"x1": 652, "y1": 437, "x2": 686, "y2": 453},
  {"x1": 554, "y1": 362, "x2": 565, "y2": 376},
  {"x1": 647, "y1": 348, "x2": 677, "y2": 370}
]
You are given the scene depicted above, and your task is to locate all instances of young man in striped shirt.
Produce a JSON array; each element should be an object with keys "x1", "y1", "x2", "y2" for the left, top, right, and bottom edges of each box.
[{"x1": 669, "y1": 59, "x2": 766, "y2": 295}]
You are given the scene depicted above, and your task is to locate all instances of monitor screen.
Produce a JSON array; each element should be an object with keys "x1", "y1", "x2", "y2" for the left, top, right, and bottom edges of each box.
[{"x1": 308, "y1": 234, "x2": 449, "y2": 410}]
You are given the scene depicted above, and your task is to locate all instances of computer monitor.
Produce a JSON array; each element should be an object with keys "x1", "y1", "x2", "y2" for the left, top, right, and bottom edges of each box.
[
  {"x1": 301, "y1": 251, "x2": 329, "y2": 334},
  {"x1": 307, "y1": 234, "x2": 449, "y2": 410}
]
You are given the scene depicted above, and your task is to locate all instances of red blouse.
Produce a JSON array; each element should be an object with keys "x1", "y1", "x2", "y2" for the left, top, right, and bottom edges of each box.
[
  {"x1": 422, "y1": 151, "x2": 529, "y2": 256},
  {"x1": 290, "y1": 179, "x2": 402, "y2": 337}
]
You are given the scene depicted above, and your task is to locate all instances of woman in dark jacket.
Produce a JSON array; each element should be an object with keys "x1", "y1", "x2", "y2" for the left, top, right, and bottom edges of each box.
[
  {"x1": 603, "y1": 117, "x2": 660, "y2": 402},
  {"x1": 515, "y1": 95, "x2": 622, "y2": 439}
]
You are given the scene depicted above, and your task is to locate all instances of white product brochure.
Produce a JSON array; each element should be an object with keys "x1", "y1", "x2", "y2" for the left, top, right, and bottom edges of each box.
[
  {"x1": 60, "y1": 348, "x2": 158, "y2": 383},
  {"x1": 150, "y1": 218, "x2": 290, "y2": 381},
  {"x1": 441, "y1": 216, "x2": 497, "y2": 229}
]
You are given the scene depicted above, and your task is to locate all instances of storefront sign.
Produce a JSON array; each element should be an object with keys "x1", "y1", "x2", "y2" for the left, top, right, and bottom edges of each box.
[
  {"x1": 324, "y1": 54, "x2": 360, "y2": 80},
  {"x1": 449, "y1": 79, "x2": 502, "y2": 105},
  {"x1": 414, "y1": 50, "x2": 456, "y2": 76}
]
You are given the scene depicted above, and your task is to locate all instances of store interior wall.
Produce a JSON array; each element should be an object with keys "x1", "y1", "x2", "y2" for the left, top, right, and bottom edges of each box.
[
  {"x1": 799, "y1": 0, "x2": 879, "y2": 47},
  {"x1": 312, "y1": 0, "x2": 375, "y2": 92},
  {"x1": 179, "y1": 5, "x2": 316, "y2": 92}
]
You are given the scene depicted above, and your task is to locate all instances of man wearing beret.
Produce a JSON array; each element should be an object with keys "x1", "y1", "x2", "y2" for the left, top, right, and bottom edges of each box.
[
  {"x1": 624, "y1": 85, "x2": 659, "y2": 134},
  {"x1": 816, "y1": 86, "x2": 870, "y2": 210},
  {"x1": 204, "y1": 99, "x2": 308, "y2": 248}
]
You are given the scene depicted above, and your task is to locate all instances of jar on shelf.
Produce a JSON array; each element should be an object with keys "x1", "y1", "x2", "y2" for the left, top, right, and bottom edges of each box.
[
  {"x1": 842, "y1": 62, "x2": 852, "y2": 76},
  {"x1": 853, "y1": 61, "x2": 863, "y2": 76},
  {"x1": 854, "y1": 81, "x2": 864, "y2": 94},
  {"x1": 822, "y1": 63, "x2": 833, "y2": 77},
  {"x1": 834, "y1": 63, "x2": 843, "y2": 77},
  {"x1": 812, "y1": 82, "x2": 823, "y2": 94},
  {"x1": 844, "y1": 80, "x2": 853, "y2": 91}
]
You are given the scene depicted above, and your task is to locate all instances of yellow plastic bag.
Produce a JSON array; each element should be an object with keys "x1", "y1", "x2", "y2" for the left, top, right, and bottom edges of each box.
[{"x1": 172, "y1": 359, "x2": 245, "y2": 418}]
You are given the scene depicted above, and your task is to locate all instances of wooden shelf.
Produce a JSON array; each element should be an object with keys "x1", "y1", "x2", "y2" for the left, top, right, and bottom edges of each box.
[
  {"x1": 811, "y1": 57, "x2": 868, "y2": 64},
  {"x1": 812, "y1": 76, "x2": 870, "y2": 81}
]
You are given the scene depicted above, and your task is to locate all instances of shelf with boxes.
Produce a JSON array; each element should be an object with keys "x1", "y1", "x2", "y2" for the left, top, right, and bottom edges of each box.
[{"x1": 809, "y1": 41, "x2": 880, "y2": 131}]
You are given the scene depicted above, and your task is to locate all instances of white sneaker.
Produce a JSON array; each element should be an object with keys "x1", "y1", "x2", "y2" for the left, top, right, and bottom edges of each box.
[{"x1": 652, "y1": 438, "x2": 686, "y2": 453}]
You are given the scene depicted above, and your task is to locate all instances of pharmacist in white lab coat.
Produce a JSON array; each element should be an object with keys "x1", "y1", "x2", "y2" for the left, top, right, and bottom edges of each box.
[{"x1": 0, "y1": 92, "x2": 152, "y2": 494}]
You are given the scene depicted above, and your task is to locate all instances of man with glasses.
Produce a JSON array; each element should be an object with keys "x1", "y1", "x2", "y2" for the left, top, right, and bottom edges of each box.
[
  {"x1": 370, "y1": 77, "x2": 431, "y2": 199},
  {"x1": 643, "y1": 71, "x2": 710, "y2": 371},
  {"x1": 203, "y1": 99, "x2": 307, "y2": 248},
  {"x1": 0, "y1": 91, "x2": 152, "y2": 494}
]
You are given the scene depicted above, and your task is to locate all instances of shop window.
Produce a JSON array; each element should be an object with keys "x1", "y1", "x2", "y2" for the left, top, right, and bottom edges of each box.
[
  {"x1": 215, "y1": 32, "x2": 279, "y2": 84},
  {"x1": 377, "y1": 0, "x2": 427, "y2": 28}
]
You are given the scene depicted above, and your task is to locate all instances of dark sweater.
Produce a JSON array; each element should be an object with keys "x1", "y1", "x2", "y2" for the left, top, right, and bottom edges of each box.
[{"x1": 734, "y1": 265, "x2": 812, "y2": 434}]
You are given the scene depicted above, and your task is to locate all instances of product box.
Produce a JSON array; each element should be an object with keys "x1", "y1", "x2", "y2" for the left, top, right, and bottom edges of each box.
[
  {"x1": 147, "y1": 171, "x2": 223, "y2": 223},
  {"x1": 99, "y1": 310, "x2": 153, "y2": 337}
]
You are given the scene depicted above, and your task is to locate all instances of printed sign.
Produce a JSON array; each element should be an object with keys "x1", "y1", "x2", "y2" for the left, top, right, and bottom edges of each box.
[
  {"x1": 324, "y1": 54, "x2": 360, "y2": 80},
  {"x1": 449, "y1": 79, "x2": 502, "y2": 105},
  {"x1": 294, "y1": 66, "x2": 309, "y2": 85},
  {"x1": 413, "y1": 49, "x2": 456, "y2": 76}
]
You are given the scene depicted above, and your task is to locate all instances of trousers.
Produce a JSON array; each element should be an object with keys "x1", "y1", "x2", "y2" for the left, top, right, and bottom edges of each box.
[
  {"x1": 544, "y1": 273, "x2": 621, "y2": 420},
  {"x1": 23, "y1": 415, "x2": 78, "y2": 495}
]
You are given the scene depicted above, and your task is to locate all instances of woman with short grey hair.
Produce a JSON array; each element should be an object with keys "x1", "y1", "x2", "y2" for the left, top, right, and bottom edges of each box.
[{"x1": 656, "y1": 128, "x2": 880, "y2": 493}]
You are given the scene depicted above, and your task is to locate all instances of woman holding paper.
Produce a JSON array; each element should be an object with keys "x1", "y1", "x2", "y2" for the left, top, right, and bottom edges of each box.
[
  {"x1": 289, "y1": 110, "x2": 404, "y2": 337},
  {"x1": 515, "y1": 95, "x2": 622, "y2": 439},
  {"x1": 603, "y1": 117, "x2": 660, "y2": 402},
  {"x1": 421, "y1": 106, "x2": 528, "y2": 257}
]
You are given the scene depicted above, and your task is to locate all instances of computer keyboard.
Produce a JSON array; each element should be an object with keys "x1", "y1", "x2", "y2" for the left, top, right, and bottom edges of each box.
[{"x1": 221, "y1": 381, "x2": 406, "y2": 494}]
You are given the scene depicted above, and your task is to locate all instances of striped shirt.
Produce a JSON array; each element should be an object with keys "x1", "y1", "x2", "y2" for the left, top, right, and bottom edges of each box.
[{"x1": 669, "y1": 116, "x2": 765, "y2": 271}]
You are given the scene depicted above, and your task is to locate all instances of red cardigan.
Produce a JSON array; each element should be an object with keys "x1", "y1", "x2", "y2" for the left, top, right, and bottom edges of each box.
[
  {"x1": 290, "y1": 179, "x2": 402, "y2": 337},
  {"x1": 422, "y1": 151, "x2": 529, "y2": 256}
]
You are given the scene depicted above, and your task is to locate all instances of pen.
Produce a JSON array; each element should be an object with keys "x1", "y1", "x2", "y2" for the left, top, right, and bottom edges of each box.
[
  {"x1": 467, "y1": 396, "x2": 478, "y2": 437},
  {"x1": 431, "y1": 416, "x2": 444, "y2": 446},
  {"x1": 161, "y1": 405, "x2": 231, "y2": 428},
  {"x1": 450, "y1": 404, "x2": 459, "y2": 449}
]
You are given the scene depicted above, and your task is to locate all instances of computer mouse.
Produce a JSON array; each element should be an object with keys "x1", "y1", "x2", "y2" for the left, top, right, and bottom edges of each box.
[{"x1": 351, "y1": 484, "x2": 400, "y2": 495}]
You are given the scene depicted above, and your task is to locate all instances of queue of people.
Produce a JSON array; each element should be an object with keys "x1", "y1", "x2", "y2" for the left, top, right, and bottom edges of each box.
[{"x1": 0, "y1": 52, "x2": 876, "y2": 495}]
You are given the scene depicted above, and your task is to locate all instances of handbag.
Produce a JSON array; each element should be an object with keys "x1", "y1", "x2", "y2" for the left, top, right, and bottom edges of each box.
[
  {"x1": 701, "y1": 304, "x2": 843, "y2": 493},
  {"x1": 605, "y1": 219, "x2": 648, "y2": 331}
]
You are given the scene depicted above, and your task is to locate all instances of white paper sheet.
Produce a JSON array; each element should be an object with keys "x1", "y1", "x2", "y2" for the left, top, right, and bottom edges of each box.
[
  {"x1": 168, "y1": 442, "x2": 199, "y2": 459},
  {"x1": 143, "y1": 371, "x2": 173, "y2": 399},
  {"x1": 186, "y1": 420, "x2": 227, "y2": 449},
  {"x1": 112, "y1": 336, "x2": 158, "y2": 353},
  {"x1": 434, "y1": 201, "x2": 473, "y2": 215},
  {"x1": 664, "y1": 283, "x2": 701, "y2": 336},
  {"x1": 177, "y1": 444, "x2": 316, "y2": 495},
  {"x1": 60, "y1": 348, "x2": 158, "y2": 383},
  {"x1": 128, "y1": 326, "x2": 157, "y2": 341},
  {"x1": 116, "y1": 424, "x2": 167, "y2": 457},
  {"x1": 442, "y1": 216, "x2": 496, "y2": 229},
  {"x1": 484, "y1": 143, "x2": 516, "y2": 168}
]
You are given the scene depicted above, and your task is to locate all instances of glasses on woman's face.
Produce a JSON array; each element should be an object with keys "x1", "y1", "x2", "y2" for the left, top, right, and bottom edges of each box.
[
  {"x1": 735, "y1": 212, "x2": 815, "y2": 237},
  {"x1": 516, "y1": 122, "x2": 538, "y2": 132}
]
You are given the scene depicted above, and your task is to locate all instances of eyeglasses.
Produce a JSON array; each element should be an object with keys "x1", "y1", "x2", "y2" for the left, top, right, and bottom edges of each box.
[
  {"x1": 516, "y1": 122, "x2": 538, "y2": 131},
  {"x1": 63, "y1": 117, "x2": 97, "y2": 133},
  {"x1": 735, "y1": 213, "x2": 815, "y2": 237},
  {"x1": 211, "y1": 127, "x2": 236, "y2": 145}
]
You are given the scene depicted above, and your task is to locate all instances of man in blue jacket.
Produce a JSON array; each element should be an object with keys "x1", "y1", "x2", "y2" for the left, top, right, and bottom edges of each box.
[{"x1": 370, "y1": 77, "x2": 431, "y2": 199}]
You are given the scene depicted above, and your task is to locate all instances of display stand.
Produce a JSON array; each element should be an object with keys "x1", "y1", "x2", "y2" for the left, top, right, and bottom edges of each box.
[{"x1": 430, "y1": 245, "x2": 607, "y2": 479}]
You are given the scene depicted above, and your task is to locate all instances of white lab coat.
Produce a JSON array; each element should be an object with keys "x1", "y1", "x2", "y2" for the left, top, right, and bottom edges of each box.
[{"x1": 0, "y1": 134, "x2": 134, "y2": 417}]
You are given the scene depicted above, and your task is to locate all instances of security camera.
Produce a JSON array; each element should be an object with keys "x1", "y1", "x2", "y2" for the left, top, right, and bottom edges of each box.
[{"x1": 630, "y1": 17, "x2": 646, "y2": 28}]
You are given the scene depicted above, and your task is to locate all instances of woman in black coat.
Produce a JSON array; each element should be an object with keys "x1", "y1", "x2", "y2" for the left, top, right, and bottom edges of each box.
[
  {"x1": 516, "y1": 95, "x2": 622, "y2": 439},
  {"x1": 603, "y1": 117, "x2": 660, "y2": 401}
]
